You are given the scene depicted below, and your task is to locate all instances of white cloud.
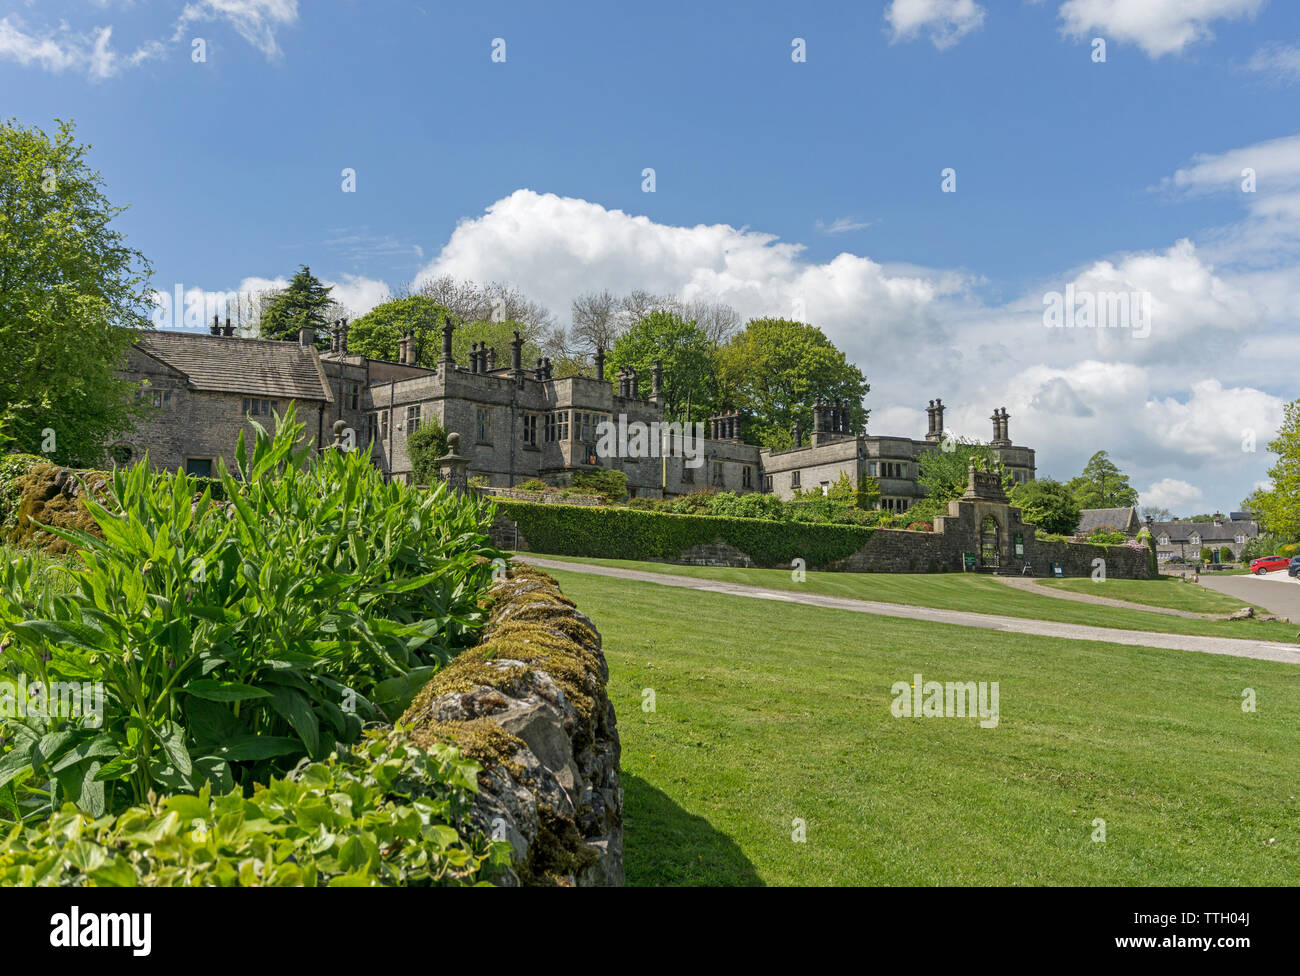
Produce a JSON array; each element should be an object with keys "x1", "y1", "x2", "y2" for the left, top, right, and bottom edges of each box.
[
  {"x1": 815, "y1": 216, "x2": 877, "y2": 235},
  {"x1": 1058, "y1": 0, "x2": 1265, "y2": 58},
  {"x1": 885, "y1": 0, "x2": 986, "y2": 49},
  {"x1": 1246, "y1": 42, "x2": 1300, "y2": 83},
  {"x1": 0, "y1": 16, "x2": 163, "y2": 79},
  {"x1": 1141, "y1": 478, "x2": 1206, "y2": 512},
  {"x1": 172, "y1": 0, "x2": 299, "y2": 59}
]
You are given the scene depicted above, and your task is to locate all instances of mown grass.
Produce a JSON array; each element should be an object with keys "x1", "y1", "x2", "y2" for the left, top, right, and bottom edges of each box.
[
  {"x1": 548, "y1": 568, "x2": 1300, "y2": 886},
  {"x1": 1038, "y1": 575, "x2": 1272, "y2": 615},
  {"x1": 525, "y1": 554, "x2": 1300, "y2": 643}
]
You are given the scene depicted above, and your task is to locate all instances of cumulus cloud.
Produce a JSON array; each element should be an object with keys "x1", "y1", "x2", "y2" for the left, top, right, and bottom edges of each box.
[
  {"x1": 1141, "y1": 478, "x2": 1206, "y2": 512},
  {"x1": 1058, "y1": 0, "x2": 1265, "y2": 58},
  {"x1": 885, "y1": 0, "x2": 986, "y2": 49}
]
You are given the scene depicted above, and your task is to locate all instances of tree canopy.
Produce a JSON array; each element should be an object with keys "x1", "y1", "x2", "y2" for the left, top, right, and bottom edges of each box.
[
  {"x1": 0, "y1": 118, "x2": 152, "y2": 465},
  {"x1": 1067, "y1": 450, "x2": 1139, "y2": 509},
  {"x1": 258, "y1": 266, "x2": 335, "y2": 346},
  {"x1": 1008, "y1": 478, "x2": 1081, "y2": 535},
  {"x1": 1242, "y1": 400, "x2": 1300, "y2": 535},
  {"x1": 345, "y1": 296, "x2": 544, "y2": 368},
  {"x1": 917, "y1": 438, "x2": 1007, "y2": 505},
  {"x1": 716, "y1": 318, "x2": 869, "y2": 449},
  {"x1": 608, "y1": 310, "x2": 715, "y2": 422}
]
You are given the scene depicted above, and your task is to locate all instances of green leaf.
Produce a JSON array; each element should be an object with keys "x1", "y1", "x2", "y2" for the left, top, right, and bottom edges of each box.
[
  {"x1": 212, "y1": 735, "x2": 304, "y2": 761},
  {"x1": 267, "y1": 687, "x2": 322, "y2": 759},
  {"x1": 183, "y1": 679, "x2": 273, "y2": 702}
]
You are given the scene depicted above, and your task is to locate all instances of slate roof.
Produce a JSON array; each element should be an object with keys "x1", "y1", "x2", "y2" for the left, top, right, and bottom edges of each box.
[
  {"x1": 135, "y1": 332, "x2": 333, "y2": 403},
  {"x1": 1150, "y1": 520, "x2": 1258, "y2": 544},
  {"x1": 1077, "y1": 507, "x2": 1139, "y2": 535}
]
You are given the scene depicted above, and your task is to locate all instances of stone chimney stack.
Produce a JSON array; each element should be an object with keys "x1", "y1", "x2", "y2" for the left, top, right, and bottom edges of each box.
[
  {"x1": 594, "y1": 346, "x2": 606, "y2": 382},
  {"x1": 535, "y1": 358, "x2": 545, "y2": 382},
  {"x1": 339, "y1": 319, "x2": 348, "y2": 354},
  {"x1": 299, "y1": 323, "x2": 314, "y2": 348},
  {"x1": 440, "y1": 316, "x2": 455, "y2": 366},
  {"x1": 793, "y1": 419, "x2": 803, "y2": 448},
  {"x1": 223, "y1": 315, "x2": 234, "y2": 338},
  {"x1": 487, "y1": 346, "x2": 496, "y2": 371},
  {"x1": 651, "y1": 359, "x2": 663, "y2": 400},
  {"x1": 331, "y1": 323, "x2": 340, "y2": 354},
  {"x1": 627, "y1": 367, "x2": 638, "y2": 398},
  {"x1": 210, "y1": 314, "x2": 221, "y2": 336},
  {"x1": 990, "y1": 407, "x2": 1010, "y2": 447},
  {"x1": 543, "y1": 357, "x2": 553, "y2": 380},
  {"x1": 934, "y1": 398, "x2": 945, "y2": 440},
  {"x1": 470, "y1": 342, "x2": 480, "y2": 373},
  {"x1": 510, "y1": 331, "x2": 523, "y2": 378}
]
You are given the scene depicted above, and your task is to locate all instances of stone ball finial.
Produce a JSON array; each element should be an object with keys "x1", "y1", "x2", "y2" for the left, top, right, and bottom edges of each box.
[
  {"x1": 447, "y1": 431, "x2": 460, "y2": 452},
  {"x1": 333, "y1": 419, "x2": 347, "y2": 436}
]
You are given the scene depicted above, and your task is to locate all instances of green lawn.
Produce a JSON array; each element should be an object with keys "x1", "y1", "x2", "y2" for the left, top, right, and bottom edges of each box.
[
  {"x1": 1038, "y1": 575, "x2": 1274, "y2": 615},
  {"x1": 548, "y1": 568, "x2": 1300, "y2": 886},
  {"x1": 524, "y1": 554, "x2": 1300, "y2": 644}
]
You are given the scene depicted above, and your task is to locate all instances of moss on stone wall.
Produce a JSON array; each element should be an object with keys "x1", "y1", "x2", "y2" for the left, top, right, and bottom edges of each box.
[{"x1": 4, "y1": 464, "x2": 107, "y2": 554}]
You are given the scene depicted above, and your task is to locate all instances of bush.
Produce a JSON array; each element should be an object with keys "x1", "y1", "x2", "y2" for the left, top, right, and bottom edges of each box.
[
  {"x1": 407, "y1": 418, "x2": 450, "y2": 486},
  {"x1": 668, "y1": 490, "x2": 717, "y2": 515},
  {"x1": 0, "y1": 729, "x2": 508, "y2": 886},
  {"x1": 1088, "y1": 529, "x2": 1128, "y2": 545},
  {"x1": 707, "y1": 491, "x2": 786, "y2": 521},
  {"x1": 1200, "y1": 546, "x2": 1213, "y2": 562},
  {"x1": 0, "y1": 405, "x2": 500, "y2": 818},
  {"x1": 1218, "y1": 546, "x2": 1234, "y2": 563},
  {"x1": 515, "y1": 479, "x2": 548, "y2": 492},
  {"x1": 570, "y1": 469, "x2": 628, "y2": 503},
  {"x1": 497, "y1": 500, "x2": 873, "y2": 568}
]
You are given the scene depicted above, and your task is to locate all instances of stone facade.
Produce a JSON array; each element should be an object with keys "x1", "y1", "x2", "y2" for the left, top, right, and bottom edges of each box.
[{"x1": 120, "y1": 324, "x2": 1037, "y2": 513}]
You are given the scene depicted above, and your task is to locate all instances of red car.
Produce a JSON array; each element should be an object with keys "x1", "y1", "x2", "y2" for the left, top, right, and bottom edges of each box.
[{"x1": 1250, "y1": 555, "x2": 1290, "y2": 574}]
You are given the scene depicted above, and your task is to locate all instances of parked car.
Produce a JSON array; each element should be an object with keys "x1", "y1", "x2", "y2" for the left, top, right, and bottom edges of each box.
[
  {"x1": 1288, "y1": 556, "x2": 1300, "y2": 578},
  {"x1": 1250, "y1": 555, "x2": 1290, "y2": 574}
]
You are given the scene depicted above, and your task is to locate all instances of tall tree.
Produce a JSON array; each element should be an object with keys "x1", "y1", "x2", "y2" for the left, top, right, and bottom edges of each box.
[
  {"x1": 570, "y1": 290, "x2": 621, "y2": 350},
  {"x1": 258, "y1": 265, "x2": 335, "y2": 345},
  {"x1": 1067, "y1": 450, "x2": 1139, "y2": 509},
  {"x1": 716, "y1": 318, "x2": 869, "y2": 449},
  {"x1": 608, "y1": 311, "x2": 716, "y2": 422},
  {"x1": 0, "y1": 118, "x2": 153, "y2": 464}
]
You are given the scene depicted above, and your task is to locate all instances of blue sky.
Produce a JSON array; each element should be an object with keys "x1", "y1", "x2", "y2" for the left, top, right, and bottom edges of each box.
[{"x1": 5, "y1": 0, "x2": 1300, "y2": 513}]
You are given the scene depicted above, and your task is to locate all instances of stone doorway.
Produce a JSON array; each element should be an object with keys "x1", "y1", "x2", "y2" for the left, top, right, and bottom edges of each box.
[{"x1": 980, "y1": 515, "x2": 1000, "y2": 569}]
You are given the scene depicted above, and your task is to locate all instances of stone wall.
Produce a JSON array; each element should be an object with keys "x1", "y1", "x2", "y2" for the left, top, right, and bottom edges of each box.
[{"x1": 400, "y1": 564, "x2": 623, "y2": 886}]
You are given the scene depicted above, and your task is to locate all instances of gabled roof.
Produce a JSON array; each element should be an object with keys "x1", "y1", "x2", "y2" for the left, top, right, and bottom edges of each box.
[
  {"x1": 1150, "y1": 520, "x2": 1258, "y2": 544},
  {"x1": 135, "y1": 331, "x2": 333, "y2": 403},
  {"x1": 1077, "y1": 507, "x2": 1138, "y2": 535}
]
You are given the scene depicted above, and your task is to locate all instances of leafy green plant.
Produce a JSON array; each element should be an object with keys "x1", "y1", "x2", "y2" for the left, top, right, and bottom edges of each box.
[
  {"x1": 0, "y1": 405, "x2": 499, "y2": 818},
  {"x1": 408, "y1": 418, "x2": 450, "y2": 486},
  {"x1": 0, "y1": 729, "x2": 509, "y2": 886},
  {"x1": 571, "y1": 468, "x2": 628, "y2": 503}
]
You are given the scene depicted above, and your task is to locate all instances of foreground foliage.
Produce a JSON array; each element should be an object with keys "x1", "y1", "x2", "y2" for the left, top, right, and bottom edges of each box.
[
  {"x1": 0, "y1": 406, "x2": 499, "y2": 818},
  {"x1": 0, "y1": 730, "x2": 507, "y2": 886}
]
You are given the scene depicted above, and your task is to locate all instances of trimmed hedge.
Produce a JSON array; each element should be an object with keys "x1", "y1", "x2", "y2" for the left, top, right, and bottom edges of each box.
[{"x1": 495, "y1": 500, "x2": 874, "y2": 568}]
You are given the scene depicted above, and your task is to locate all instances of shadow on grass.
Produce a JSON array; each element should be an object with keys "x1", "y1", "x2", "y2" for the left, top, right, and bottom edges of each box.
[{"x1": 623, "y1": 774, "x2": 764, "y2": 887}]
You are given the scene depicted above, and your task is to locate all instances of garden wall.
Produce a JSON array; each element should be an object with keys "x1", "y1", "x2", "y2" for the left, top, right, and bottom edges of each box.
[{"x1": 400, "y1": 564, "x2": 623, "y2": 886}]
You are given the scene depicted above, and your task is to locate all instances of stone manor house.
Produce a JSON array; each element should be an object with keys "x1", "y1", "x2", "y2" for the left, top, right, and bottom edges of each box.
[{"x1": 118, "y1": 319, "x2": 1037, "y2": 509}]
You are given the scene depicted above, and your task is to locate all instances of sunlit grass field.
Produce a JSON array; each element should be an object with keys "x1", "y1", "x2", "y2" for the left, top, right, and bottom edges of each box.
[{"x1": 548, "y1": 567, "x2": 1300, "y2": 885}]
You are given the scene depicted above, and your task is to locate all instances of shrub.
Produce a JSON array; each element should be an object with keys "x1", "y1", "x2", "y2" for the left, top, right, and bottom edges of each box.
[
  {"x1": 570, "y1": 469, "x2": 628, "y2": 503},
  {"x1": 407, "y1": 418, "x2": 450, "y2": 486},
  {"x1": 668, "y1": 490, "x2": 717, "y2": 515},
  {"x1": 1200, "y1": 546, "x2": 1213, "y2": 562},
  {"x1": 497, "y1": 500, "x2": 872, "y2": 567},
  {"x1": 515, "y1": 479, "x2": 548, "y2": 492},
  {"x1": 707, "y1": 491, "x2": 786, "y2": 521},
  {"x1": 1218, "y1": 546, "x2": 1234, "y2": 563},
  {"x1": 1088, "y1": 529, "x2": 1128, "y2": 545},
  {"x1": 0, "y1": 729, "x2": 508, "y2": 886},
  {"x1": 0, "y1": 405, "x2": 500, "y2": 818}
]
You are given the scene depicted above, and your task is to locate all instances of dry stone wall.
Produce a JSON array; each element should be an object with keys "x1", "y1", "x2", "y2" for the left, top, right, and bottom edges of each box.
[{"x1": 400, "y1": 564, "x2": 623, "y2": 886}]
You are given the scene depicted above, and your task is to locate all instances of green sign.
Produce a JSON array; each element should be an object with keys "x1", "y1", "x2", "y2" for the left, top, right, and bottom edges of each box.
[
  {"x1": 1013, "y1": 532, "x2": 1024, "y2": 559},
  {"x1": 1052, "y1": 562, "x2": 1064, "y2": 577},
  {"x1": 963, "y1": 552, "x2": 977, "y2": 571}
]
